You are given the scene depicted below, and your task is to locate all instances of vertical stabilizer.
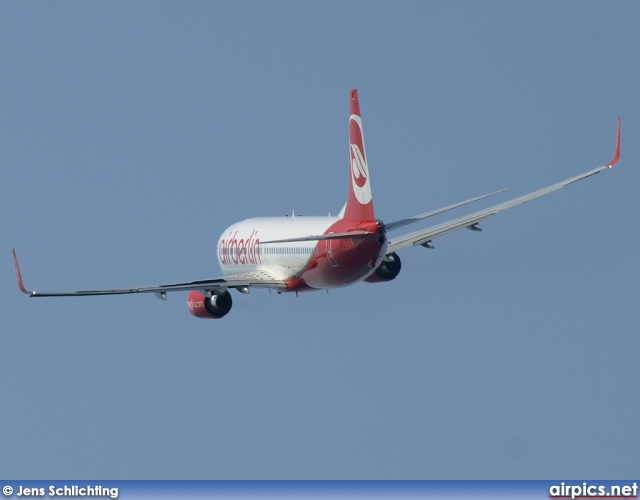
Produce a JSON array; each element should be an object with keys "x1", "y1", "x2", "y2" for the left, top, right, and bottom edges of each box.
[{"x1": 344, "y1": 89, "x2": 375, "y2": 221}]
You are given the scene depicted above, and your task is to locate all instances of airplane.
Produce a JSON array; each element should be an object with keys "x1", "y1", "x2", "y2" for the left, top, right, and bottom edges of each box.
[{"x1": 12, "y1": 89, "x2": 621, "y2": 319}]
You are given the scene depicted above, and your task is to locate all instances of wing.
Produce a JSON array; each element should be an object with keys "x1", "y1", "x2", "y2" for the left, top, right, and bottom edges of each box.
[
  {"x1": 387, "y1": 117, "x2": 621, "y2": 254},
  {"x1": 12, "y1": 249, "x2": 285, "y2": 299}
]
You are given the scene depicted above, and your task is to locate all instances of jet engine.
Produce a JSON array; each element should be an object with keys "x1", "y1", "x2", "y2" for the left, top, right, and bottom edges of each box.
[
  {"x1": 187, "y1": 289, "x2": 233, "y2": 319},
  {"x1": 364, "y1": 252, "x2": 402, "y2": 283}
]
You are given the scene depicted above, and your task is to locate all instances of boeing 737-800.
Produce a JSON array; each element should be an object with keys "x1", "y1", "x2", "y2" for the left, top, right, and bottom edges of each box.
[{"x1": 13, "y1": 89, "x2": 621, "y2": 319}]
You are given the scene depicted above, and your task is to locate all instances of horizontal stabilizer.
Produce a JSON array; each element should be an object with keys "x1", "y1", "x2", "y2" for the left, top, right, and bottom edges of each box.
[
  {"x1": 385, "y1": 189, "x2": 508, "y2": 232},
  {"x1": 260, "y1": 230, "x2": 372, "y2": 244}
]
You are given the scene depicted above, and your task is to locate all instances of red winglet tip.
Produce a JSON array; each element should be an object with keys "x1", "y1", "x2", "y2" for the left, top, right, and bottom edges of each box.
[
  {"x1": 606, "y1": 116, "x2": 621, "y2": 168},
  {"x1": 12, "y1": 249, "x2": 30, "y2": 294}
]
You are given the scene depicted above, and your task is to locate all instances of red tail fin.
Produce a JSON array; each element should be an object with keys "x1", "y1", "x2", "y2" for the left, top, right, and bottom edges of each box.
[{"x1": 344, "y1": 89, "x2": 375, "y2": 221}]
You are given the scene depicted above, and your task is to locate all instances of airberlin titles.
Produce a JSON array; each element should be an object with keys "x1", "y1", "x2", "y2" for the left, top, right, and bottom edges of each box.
[{"x1": 218, "y1": 230, "x2": 261, "y2": 265}]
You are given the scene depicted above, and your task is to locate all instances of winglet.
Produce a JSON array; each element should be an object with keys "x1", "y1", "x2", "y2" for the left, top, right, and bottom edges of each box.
[
  {"x1": 606, "y1": 117, "x2": 621, "y2": 168},
  {"x1": 12, "y1": 249, "x2": 32, "y2": 295}
]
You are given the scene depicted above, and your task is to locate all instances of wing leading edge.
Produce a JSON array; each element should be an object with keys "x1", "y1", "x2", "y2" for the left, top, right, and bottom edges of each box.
[{"x1": 387, "y1": 117, "x2": 621, "y2": 254}]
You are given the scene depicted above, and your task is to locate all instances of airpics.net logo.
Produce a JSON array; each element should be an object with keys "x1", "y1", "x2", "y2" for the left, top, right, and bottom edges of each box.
[{"x1": 549, "y1": 482, "x2": 638, "y2": 499}]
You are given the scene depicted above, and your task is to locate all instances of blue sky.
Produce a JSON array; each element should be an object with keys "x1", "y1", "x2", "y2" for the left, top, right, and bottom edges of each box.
[{"x1": 1, "y1": 1, "x2": 639, "y2": 479}]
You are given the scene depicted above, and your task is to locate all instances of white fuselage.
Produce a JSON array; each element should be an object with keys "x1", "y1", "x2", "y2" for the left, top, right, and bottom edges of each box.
[
  {"x1": 218, "y1": 216, "x2": 333, "y2": 279},
  {"x1": 216, "y1": 215, "x2": 387, "y2": 291}
]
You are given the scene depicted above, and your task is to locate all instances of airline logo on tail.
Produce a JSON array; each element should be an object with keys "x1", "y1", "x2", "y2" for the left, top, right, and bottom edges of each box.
[
  {"x1": 344, "y1": 88, "x2": 375, "y2": 221},
  {"x1": 350, "y1": 114, "x2": 372, "y2": 205}
]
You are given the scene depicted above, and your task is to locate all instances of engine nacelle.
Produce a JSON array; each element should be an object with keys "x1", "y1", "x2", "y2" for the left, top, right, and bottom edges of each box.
[
  {"x1": 187, "y1": 290, "x2": 233, "y2": 319},
  {"x1": 364, "y1": 252, "x2": 402, "y2": 283}
]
